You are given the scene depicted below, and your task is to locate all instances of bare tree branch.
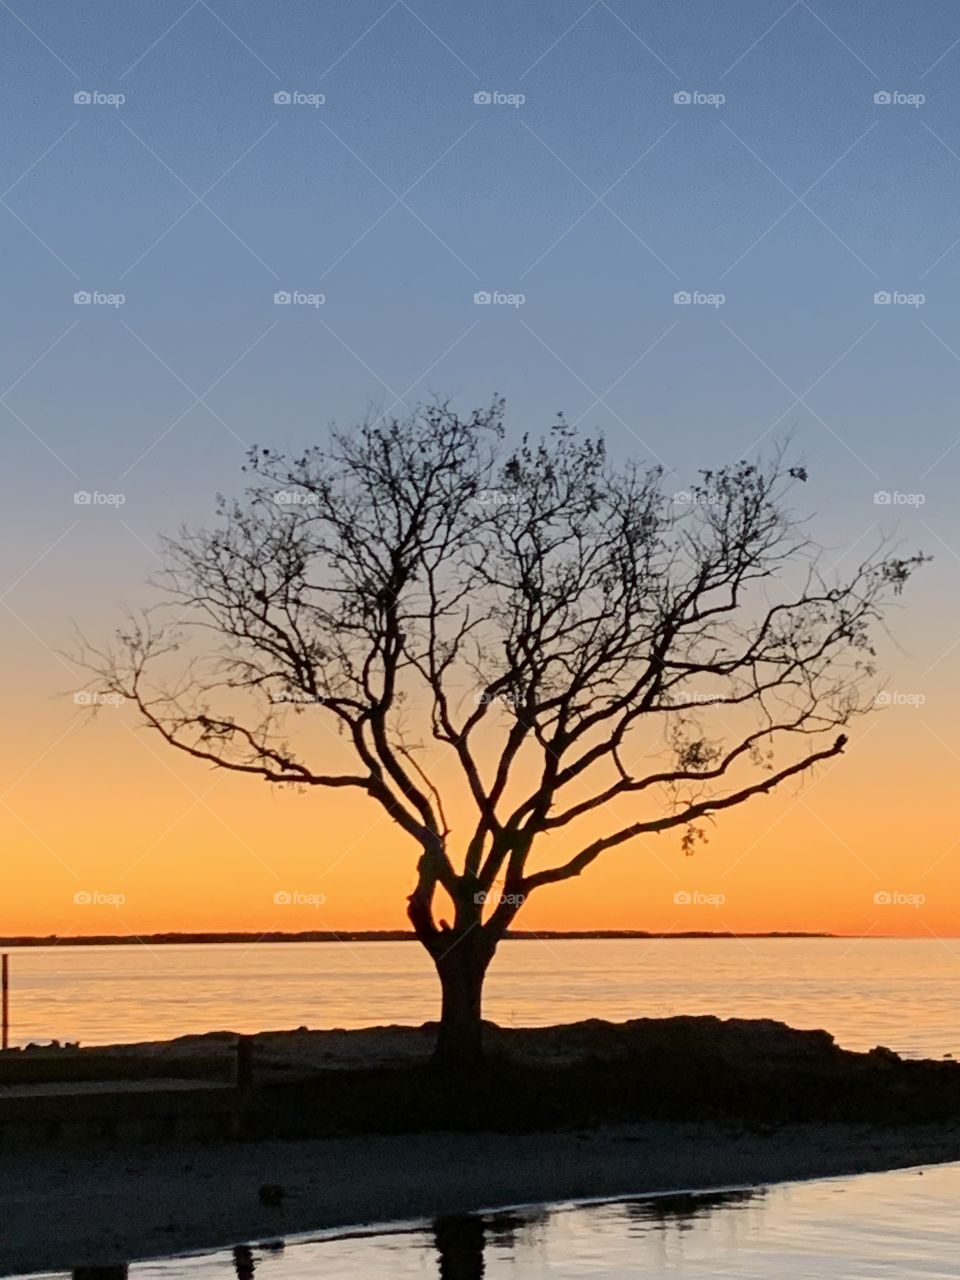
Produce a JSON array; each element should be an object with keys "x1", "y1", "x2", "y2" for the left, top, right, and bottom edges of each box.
[{"x1": 73, "y1": 402, "x2": 926, "y2": 993}]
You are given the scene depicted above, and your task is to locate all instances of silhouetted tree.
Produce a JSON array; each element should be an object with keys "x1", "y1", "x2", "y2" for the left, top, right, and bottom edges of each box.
[{"x1": 79, "y1": 401, "x2": 925, "y2": 1066}]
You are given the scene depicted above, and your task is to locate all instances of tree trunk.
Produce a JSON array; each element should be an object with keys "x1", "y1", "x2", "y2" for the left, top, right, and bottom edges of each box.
[{"x1": 433, "y1": 936, "x2": 492, "y2": 1069}]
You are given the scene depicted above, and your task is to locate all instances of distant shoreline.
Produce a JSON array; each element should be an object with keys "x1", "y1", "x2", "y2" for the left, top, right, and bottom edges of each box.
[{"x1": 0, "y1": 929, "x2": 835, "y2": 947}]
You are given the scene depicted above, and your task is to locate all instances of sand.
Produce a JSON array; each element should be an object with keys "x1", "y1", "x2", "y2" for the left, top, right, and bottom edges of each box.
[
  {"x1": 4, "y1": 1017, "x2": 960, "y2": 1272},
  {"x1": 3, "y1": 1121, "x2": 960, "y2": 1273}
]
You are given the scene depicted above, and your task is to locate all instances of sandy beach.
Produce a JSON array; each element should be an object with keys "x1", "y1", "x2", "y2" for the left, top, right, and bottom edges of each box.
[
  {"x1": 4, "y1": 1016, "x2": 960, "y2": 1272},
  {"x1": 2, "y1": 1121, "x2": 960, "y2": 1272}
]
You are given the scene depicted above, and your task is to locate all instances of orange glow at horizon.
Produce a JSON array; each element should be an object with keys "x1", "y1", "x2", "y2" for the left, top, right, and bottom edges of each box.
[
  {"x1": 2, "y1": 652, "x2": 956, "y2": 944},
  {"x1": 4, "y1": 0, "x2": 960, "y2": 977}
]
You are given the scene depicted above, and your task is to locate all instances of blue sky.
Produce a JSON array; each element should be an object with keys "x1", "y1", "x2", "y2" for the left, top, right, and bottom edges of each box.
[
  {"x1": 1, "y1": 0, "x2": 957, "y2": 689},
  {"x1": 3, "y1": 1, "x2": 960, "y2": 939}
]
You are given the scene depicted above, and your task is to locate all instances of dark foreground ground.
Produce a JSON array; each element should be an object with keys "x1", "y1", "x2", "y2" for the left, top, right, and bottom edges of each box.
[
  {"x1": 6, "y1": 1014, "x2": 960, "y2": 1130},
  {"x1": 4, "y1": 1121, "x2": 960, "y2": 1274},
  {"x1": 3, "y1": 1016, "x2": 960, "y2": 1271},
  {"x1": 237, "y1": 1016, "x2": 960, "y2": 1134}
]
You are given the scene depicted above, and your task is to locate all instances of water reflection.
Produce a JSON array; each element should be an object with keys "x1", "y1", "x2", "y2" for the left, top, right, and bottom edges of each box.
[
  {"x1": 232, "y1": 1246, "x2": 255, "y2": 1280},
  {"x1": 55, "y1": 1164, "x2": 960, "y2": 1280},
  {"x1": 433, "y1": 1215, "x2": 486, "y2": 1279},
  {"x1": 623, "y1": 1186, "x2": 759, "y2": 1230},
  {"x1": 68, "y1": 1240, "x2": 288, "y2": 1280},
  {"x1": 230, "y1": 1242, "x2": 284, "y2": 1279},
  {"x1": 429, "y1": 1189, "x2": 758, "y2": 1277}
]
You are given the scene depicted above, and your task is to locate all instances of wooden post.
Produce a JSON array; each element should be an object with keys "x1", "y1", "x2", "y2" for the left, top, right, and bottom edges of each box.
[{"x1": 1, "y1": 953, "x2": 8, "y2": 1051}]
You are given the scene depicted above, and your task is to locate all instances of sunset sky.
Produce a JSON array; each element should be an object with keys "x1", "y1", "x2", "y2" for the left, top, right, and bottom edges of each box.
[{"x1": 1, "y1": 0, "x2": 958, "y2": 941}]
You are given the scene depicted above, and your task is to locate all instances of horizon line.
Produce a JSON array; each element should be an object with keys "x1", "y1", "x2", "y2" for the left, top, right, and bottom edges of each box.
[{"x1": 0, "y1": 928, "x2": 917, "y2": 949}]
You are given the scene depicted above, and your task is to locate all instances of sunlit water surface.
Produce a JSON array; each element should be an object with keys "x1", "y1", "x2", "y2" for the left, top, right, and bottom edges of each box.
[
  {"x1": 31, "y1": 1162, "x2": 960, "y2": 1279},
  {"x1": 6, "y1": 937, "x2": 960, "y2": 1057}
]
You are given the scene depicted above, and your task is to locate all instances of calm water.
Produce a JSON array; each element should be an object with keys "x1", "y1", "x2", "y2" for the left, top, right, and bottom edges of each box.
[
  {"x1": 31, "y1": 1163, "x2": 960, "y2": 1279},
  {"x1": 6, "y1": 937, "x2": 960, "y2": 1057}
]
